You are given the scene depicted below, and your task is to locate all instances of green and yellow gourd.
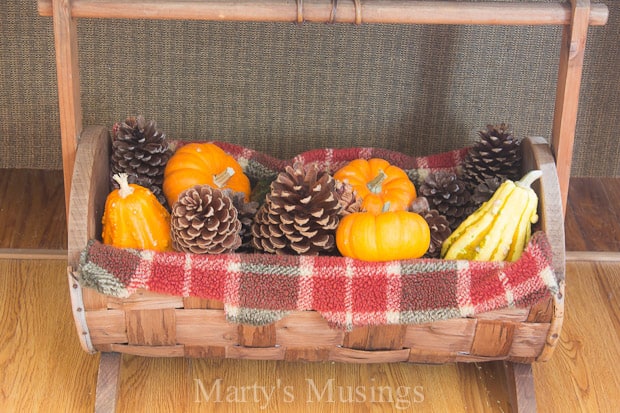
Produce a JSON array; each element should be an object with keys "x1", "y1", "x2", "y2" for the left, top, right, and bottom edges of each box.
[{"x1": 440, "y1": 170, "x2": 542, "y2": 262}]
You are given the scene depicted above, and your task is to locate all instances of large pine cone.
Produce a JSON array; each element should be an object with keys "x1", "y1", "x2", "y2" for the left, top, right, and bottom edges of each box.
[
  {"x1": 171, "y1": 185, "x2": 241, "y2": 254},
  {"x1": 462, "y1": 123, "x2": 522, "y2": 187},
  {"x1": 419, "y1": 171, "x2": 474, "y2": 230},
  {"x1": 251, "y1": 163, "x2": 341, "y2": 255},
  {"x1": 110, "y1": 115, "x2": 171, "y2": 206}
]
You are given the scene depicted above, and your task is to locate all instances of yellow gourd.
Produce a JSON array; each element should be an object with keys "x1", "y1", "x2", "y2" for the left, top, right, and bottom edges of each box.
[
  {"x1": 441, "y1": 170, "x2": 542, "y2": 262},
  {"x1": 102, "y1": 173, "x2": 172, "y2": 251}
]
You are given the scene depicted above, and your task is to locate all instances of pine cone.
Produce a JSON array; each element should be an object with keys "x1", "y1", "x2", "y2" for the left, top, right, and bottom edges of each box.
[
  {"x1": 421, "y1": 210, "x2": 452, "y2": 258},
  {"x1": 170, "y1": 185, "x2": 241, "y2": 254},
  {"x1": 227, "y1": 190, "x2": 259, "y2": 252},
  {"x1": 334, "y1": 179, "x2": 363, "y2": 216},
  {"x1": 471, "y1": 176, "x2": 503, "y2": 207},
  {"x1": 462, "y1": 123, "x2": 522, "y2": 187},
  {"x1": 110, "y1": 115, "x2": 171, "y2": 206},
  {"x1": 251, "y1": 163, "x2": 341, "y2": 255},
  {"x1": 419, "y1": 171, "x2": 474, "y2": 230},
  {"x1": 409, "y1": 196, "x2": 430, "y2": 214}
]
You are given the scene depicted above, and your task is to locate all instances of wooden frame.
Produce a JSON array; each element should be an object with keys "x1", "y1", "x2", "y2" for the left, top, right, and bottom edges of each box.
[
  {"x1": 40, "y1": 0, "x2": 608, "y2": 215},
  {"x1": 40, "y1": 1, "x2": 607, "y2": 412}
]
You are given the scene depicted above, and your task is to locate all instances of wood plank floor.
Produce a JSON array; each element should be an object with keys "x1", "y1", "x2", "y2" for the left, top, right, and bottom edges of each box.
[{"x1": 1, "y1": 170, "x2": 619, "y2": 412}]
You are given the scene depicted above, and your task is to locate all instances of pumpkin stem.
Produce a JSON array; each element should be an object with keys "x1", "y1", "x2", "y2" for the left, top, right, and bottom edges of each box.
[
  {"x1": 112, "y1": 173, "x2": 134, "y2": 198},
  {"x1": 516, "y1": 170, "x2": 543, "y2": 189},
  {"x1": 382, "y1": 202, "x2": 391, "y2": 213},
  {"x1": 213, "y1": 167, "x2": 235, "y2": 188},
  {"x1": 367, "y1": 169, "x2": 387, "y2": 194}
]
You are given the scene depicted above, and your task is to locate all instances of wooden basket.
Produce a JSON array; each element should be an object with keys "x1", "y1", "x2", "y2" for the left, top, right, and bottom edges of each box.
[{"x1": 67, "y1": 125, "x2": 565, "y2": 365}]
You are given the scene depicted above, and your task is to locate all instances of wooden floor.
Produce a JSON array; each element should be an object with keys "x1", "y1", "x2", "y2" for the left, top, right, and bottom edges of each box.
[{"x1": 1, "y1": 169, "x2": 620, "y2": 412}]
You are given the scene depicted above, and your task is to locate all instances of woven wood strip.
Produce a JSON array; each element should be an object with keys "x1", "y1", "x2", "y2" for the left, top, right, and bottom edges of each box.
[
  {"x1": 470, "y1": 320, "x2": 516, "y2": 358},
  {"x1": 125, "y1": 308, "x2": 177, "y2": 346},
  {"x1": 85, "y1": 310, "x2": 128, "y2": 346},
  {"x1": 238, "y1": 324, "x2": 277, "y2": 348},
  {"x1": 174, "y1": 309, "x2": 238, "y2": 347}
]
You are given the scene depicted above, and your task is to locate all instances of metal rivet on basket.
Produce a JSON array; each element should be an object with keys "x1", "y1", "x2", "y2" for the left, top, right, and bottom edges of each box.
[{"x1": 76, "y1": 307, "x2": 82, "y2": 312}]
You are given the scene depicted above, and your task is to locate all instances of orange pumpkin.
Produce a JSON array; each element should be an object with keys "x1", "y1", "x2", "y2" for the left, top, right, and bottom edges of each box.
[
  {"x1": 336, "y1": 206, "x2": 430, "y2": 261},
  {"x1": 163, "y1": 142, "x2": 251, "y2": 206},
  {"x1": 102, "y1": 173, "x2": 172, "y2": 251},
  {"x1": 333, "y1": 158, "x2": 416, "y2": 214}
]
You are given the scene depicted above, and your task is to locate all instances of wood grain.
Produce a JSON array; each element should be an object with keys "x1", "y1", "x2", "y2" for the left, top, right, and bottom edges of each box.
[
  {"x1": 95, "y1": 352, "x2": 121, "y2": 413},
  {"x1": 566, "y1": 177, "x2": 620, "y2": 252},
  {"x1": 0, "y1": 259, "x2": 98, "y2": 412},
  {"x1": 52, "y1": 0, "x2": 83, "y2": 216},
  {"x1": 0, "y1": 169, "x2": 66, "y2": 250},
  {"x1": 38, "y1": 0, "x2": 609, "y2": 25},
  {"x1": 552, "y1": 0, "x2": 592, "y2": 211},
  {"x1": 533, "y1": 261, "x2": 620, "y2": 412}
]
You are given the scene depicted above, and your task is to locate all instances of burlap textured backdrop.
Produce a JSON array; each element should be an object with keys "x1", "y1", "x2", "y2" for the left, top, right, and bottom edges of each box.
[{"x1": 1, "y1": 0, "x2": 618, "y2": 176}]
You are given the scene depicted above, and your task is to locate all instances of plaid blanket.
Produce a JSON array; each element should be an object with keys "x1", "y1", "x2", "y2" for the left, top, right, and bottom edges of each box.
[
  {"x1": 80, "y1": 232, "x2": 558, "y2": 330},
  {"x1": 178, "y1": 140, "x2": 471, "y2": 184},
  {"x1": 78, "y1": 143, "x2": 559, "y2": 330}
]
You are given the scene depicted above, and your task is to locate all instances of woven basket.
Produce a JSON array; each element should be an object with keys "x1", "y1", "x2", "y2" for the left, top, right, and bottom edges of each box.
[{"x1": 67, "y1": 125, "x2": 565, "y2": 364}]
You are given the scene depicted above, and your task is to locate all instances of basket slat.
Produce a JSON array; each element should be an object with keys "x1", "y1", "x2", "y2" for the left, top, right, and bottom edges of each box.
[
  {"x1": 86, "y1": 310, "x2": 128, "y2": 345},
  {"x1": 404, "y1": 318, "x2": 476, "y2": 354},
  {"x1": 510, "y1": 323, "x2": 549, "y2": 358},
  {"x1": 174, "y1": 309, "x2": 238, "y2": 346},
  {"x1": 470, "y1": 320, "x2": 516, "y2": 357},
  {"x1": 329, "y1": 347, "x2": 411, "y2": 364},
  {"x1": 273, "y1": 312, "x2": 345, "y2": 347},
  {"x1": 343, "y1": 325, "x2": 408, "y2": 351},
  {"x1": 125, "y1": 309, "x2": 177, "y2": 346},
  {"x1": 238, "y1": 324, "x2": 277, "y2": 348},
  {"x1": 110, "y1": 344, "x2": 185, "y2": 357},
  {"x1": 107, "y1": 292, "x2": 184, "y2": 311}
]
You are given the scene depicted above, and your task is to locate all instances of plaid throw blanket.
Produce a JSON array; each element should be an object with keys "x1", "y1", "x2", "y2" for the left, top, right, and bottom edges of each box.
[
  {"x1": 186, "y1": 141, "x2": 471, "y2": 185},
  {"x1": 80, "y1": 232, "x2": 558, "y2": 330},
  {"x1": 78, "y1": 143, "x2": 559, "y2": 330}
]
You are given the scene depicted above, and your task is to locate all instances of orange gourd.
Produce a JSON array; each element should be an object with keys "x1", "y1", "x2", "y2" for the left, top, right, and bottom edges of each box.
[
  {"x1": 102, "y1": 173, "x2": 172, "y2": 251},
  {"x1": 163, "y1": 142, "x2": 251, "y2": 206},
  {"x1": 333, "y1": 158, "x2": 416, "y2": 214},
  {"x1": 336, "y1": 204, "x2": 430, "y2": 261}
]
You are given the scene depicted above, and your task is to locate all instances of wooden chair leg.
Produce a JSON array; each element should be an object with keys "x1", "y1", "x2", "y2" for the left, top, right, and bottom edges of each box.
[
  {"x1": 95, "y1": 352, "x2": 122, "y2": 413},
  {"x1": 504, "y1": 361, "x2": 537, "y2": 413}
]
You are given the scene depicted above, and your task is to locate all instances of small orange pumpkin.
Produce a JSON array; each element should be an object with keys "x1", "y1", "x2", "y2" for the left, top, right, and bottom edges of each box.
[
  {"x1": 163, "y1": 142, "x2": 251, "y2": 206},
  {"x1": 333, "y1": 158, "x2": 416, "y2": 214},
  {"x1": 102, "y1": 173, "x2": 172, "y2": 251},
  {"x1": 336, "y1": 204, "x2": 430, "y2": 261}
]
